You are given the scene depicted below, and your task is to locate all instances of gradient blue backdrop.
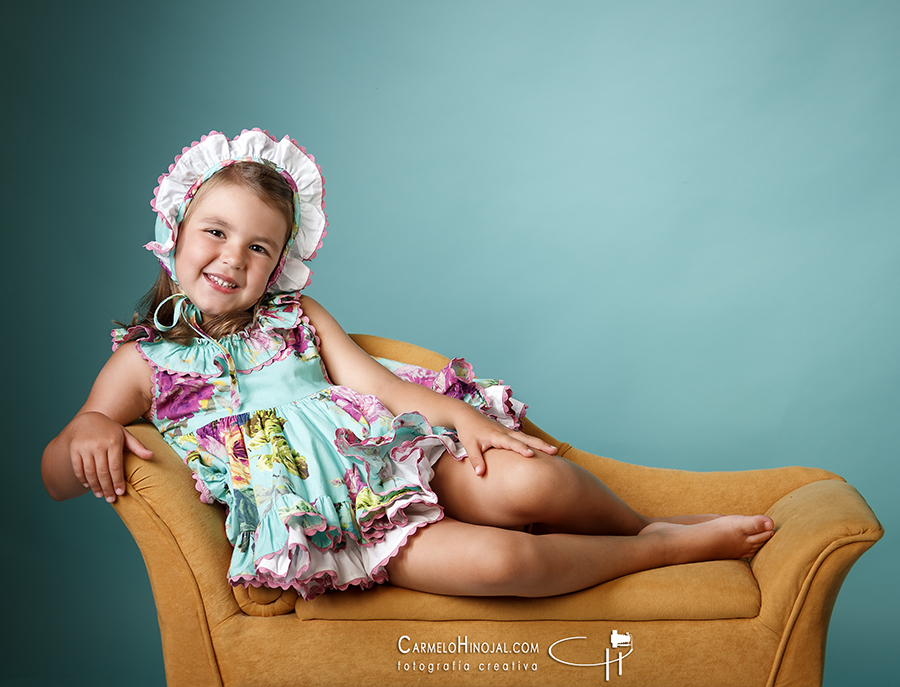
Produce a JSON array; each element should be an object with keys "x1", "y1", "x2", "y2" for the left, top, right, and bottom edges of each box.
[{"x1": 4, "y1": 1, "x2": 896, "y2": 685}]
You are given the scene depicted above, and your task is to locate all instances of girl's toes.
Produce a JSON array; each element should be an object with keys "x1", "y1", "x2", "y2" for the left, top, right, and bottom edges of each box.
[
  {"x1": 748, "y1": 529, "x2": 775, "y2": 545},
  {"x1": 745, "y1": 514, "x2": 774, "y2": 534}
]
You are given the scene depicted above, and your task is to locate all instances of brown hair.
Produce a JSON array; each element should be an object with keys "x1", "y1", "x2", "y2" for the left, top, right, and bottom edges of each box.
[{"x1": 124, "y1": 161, "x2": 295, "y2": 344}]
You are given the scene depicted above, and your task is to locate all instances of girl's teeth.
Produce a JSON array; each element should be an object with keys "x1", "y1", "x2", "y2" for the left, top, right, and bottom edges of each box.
[{"x1": 209, "y1": 275, "x2": 236, "y2": 289}]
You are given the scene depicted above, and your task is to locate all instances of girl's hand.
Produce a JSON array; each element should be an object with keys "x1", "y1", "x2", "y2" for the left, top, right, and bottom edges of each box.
[
  {"x1": 453, "y1": 409, "x2": 557, "y2": 477},
  {"x1": 69, "y1": 412, "x2": 154, "y2": 502},
  {"x1": 42, "y1": 341, "x2": 153, "y2": 502},
  {"x1": 299, "y1": 296, "x2": 557, "y2": 477}
]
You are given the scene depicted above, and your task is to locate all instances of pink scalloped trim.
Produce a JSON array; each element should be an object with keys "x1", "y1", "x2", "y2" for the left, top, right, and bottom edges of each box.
[
  {"x1": 107, "y1": 332, "x2": 168, "y2": 424},
  {"x1": 150, "y1": 129, "x2": 222, "y2": 213},
  {"x1": 229, "y1": 557, "x2": 383, "y2": 600},
  {"x1": 131, "y1": 341, "x2": 162, "y2": 422},
  {"x1": 294, "y1": 297, "x2": 325, "y2": 365},
  {"x1": 493, "y1": 382, "x2": 525, "y2": 428},
  {"x1": 277, "y1": 501, "x2": 332, "y2": 538},
  {"x1": 118, "y1": 293, "x2": 314, "y2": 384},
  {"x1": 227, "y1": 513, "x2": 439, "y2": 600},
  {"x1": 111, "y1": 324, "x2": 157, "y2": 352},
  {"x1": 369, "y1": 517, "x2": 436, "y2": 582},
  {"x1": 150, "y1": 128, "x2": 326, "y2": 218},
  {"x1": 497, "y1": 384, "x2": 526, "y2": 430},
  {"x1": 308, "y1": 226, "x2": 328, "y2": 262},
  {"x1": 191, "y1": 473, "x2": 215, "y2": 504},
  {"x1": 297, "y1": 312, "x2": 322, "y2": 357}
]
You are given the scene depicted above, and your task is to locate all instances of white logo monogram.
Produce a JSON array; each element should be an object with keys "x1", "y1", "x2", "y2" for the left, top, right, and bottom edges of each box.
[{"x1": 548, "y1": 631, "x2": 634, "y2": 681}]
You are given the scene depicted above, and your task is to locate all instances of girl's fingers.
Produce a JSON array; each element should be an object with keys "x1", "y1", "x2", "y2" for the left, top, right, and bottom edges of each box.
[
  {"x1": 519, "y1": 432, "x2": 558, "y2": 455},
  {"x1": 493, "y1": 430, "x2": 548, "y2": 458},
  {"x1": 123, "y1": 430, "x2": 154, "y2": 460},
  {"x1": 501, "y1": 434, "x2": 534, "y2": 457},
  {"x1": 71, "y1": 452, "x2": 88, "y2": 488},
  {"x1": 77, "y1": 450, "x2": 104, "y2": 497},
  {"x1": 106, "y1": 447, "x2": 125, "y2": 501},
  {"x1": 77, "y1": 447, "x2": 121, "y2": 502},
  {"x1": 93, "y1": 449, "x2": 115, "y2": 501},
  {"x1": 465, "y1": 445, "x2": 487, "y2": 477},
  {"x1": 457, "y1": 415, "x2": 557, "y2": 476}
]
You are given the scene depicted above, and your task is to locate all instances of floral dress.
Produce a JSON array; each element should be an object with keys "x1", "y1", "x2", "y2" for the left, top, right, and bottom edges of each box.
[{"x1": 113, "y1": 293, "x2": 526, "y2": 600}]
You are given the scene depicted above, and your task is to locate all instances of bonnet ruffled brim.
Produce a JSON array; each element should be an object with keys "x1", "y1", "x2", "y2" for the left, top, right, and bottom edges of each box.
[{"x1": 146, "y1": 129, "x2": 327, "y2": 294}]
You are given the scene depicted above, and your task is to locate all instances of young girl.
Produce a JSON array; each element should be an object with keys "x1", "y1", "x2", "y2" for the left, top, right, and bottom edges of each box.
[{"x1": 42, "y1": 129, "x2": 774, "y2": 600}]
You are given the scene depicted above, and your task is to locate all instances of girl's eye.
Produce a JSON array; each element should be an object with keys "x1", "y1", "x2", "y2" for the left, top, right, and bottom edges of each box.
[
  {"x1": 250, "y1": 245, "x2": 269, "y2": 255},
  {"x1": 205, "y1": 229, "x2": 225, "y2": 238}
]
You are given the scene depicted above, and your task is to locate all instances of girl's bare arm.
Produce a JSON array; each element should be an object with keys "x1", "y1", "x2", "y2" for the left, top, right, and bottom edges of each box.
[
  {"x1": 42, "y1": 342, "x2": 154, "y2": 502},
  {"x1": 301, "y1": 296, "x2": 556, "y2": 475}
]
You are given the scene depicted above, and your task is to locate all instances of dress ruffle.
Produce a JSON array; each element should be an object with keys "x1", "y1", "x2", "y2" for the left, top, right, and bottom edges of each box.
[
  {"x1": 376, "y1": 356, "x2": 527, "y2": 431},
  {"x1": 111, "y1": 293, "x2": 310, "y2": 375}
]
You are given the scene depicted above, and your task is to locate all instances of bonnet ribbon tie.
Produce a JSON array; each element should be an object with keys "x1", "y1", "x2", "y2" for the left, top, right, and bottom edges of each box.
[{"x1": 152, "y1": 294, "x2": 241, "y2": 413}]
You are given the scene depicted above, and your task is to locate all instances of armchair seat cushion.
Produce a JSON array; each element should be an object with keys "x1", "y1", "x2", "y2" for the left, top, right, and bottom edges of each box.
[{"x1": 290, "y1": 559, "x2": 760, "y2": 621}]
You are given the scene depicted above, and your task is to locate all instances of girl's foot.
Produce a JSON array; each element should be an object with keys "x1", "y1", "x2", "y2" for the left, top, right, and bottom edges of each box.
[{"x1": 638, "y1": 515, "x2": 775, "y2": 562}]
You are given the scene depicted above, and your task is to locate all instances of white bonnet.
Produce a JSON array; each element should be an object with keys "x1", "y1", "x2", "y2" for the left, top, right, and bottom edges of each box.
[{"x1": 145, "y1": 129, "x2": 327, "y2": 293}]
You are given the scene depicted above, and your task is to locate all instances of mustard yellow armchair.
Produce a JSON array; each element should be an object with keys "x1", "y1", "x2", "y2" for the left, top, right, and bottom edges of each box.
[{"x1": 112, "y1": 335, "x2": 882, "y2": 687}]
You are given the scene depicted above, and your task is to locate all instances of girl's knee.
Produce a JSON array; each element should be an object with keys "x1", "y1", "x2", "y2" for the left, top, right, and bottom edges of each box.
[
  {"x1": 470, "y1": 534, "x2": 544, "y2": 593},
  {"x1": 499, "y1": 456, "x2": 580, "y2": 517},
  {"x1": 433, "y1": 451, "x2": 588, "y2": 529}
]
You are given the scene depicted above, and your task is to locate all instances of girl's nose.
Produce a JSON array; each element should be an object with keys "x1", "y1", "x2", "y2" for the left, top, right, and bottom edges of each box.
[{"x1": 222, "y1": 246, "x2": 247, "y2": 269}]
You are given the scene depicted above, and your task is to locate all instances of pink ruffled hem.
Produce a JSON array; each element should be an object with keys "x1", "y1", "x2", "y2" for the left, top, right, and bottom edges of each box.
[
  {"x1": 228, "y1": 514, "x2": 430, "y2": 601},
  {"x1": 229, "y1": 515, "x2": 438, "y2": 601}
]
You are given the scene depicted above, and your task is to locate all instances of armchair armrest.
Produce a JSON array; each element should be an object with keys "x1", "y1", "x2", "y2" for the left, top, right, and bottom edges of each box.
[
  {"x1": 113, "y1": 422, "x2": 238, "y2": 687},
  {"x1": 753, "y1": 479, "x2": 882, "y2": 686}
]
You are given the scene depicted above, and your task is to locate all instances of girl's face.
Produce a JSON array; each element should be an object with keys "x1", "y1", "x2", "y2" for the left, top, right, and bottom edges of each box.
[{"x1": 174, "y1": 182, "x2": 290, "y2": 317}]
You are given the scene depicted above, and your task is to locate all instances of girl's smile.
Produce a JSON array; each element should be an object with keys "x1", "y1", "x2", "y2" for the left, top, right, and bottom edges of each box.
[{"x1": 173, "y1": 182, "x2": 290, "y2": 317}]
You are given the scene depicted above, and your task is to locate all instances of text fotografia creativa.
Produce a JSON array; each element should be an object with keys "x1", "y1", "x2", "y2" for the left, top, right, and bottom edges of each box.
[{"x1": 397, "y1": 660, "x2": 539, "y2": 674}]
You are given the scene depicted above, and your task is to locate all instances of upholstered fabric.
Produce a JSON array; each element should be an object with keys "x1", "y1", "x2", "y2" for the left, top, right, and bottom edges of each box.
[{"x1": 112, "y1": 334, "x2": 882, "y2": 687}]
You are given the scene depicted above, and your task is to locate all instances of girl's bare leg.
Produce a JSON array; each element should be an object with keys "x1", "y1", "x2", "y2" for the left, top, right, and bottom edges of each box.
[
  {"x1": 429, "y1": 448, "x2": 719, "y2": 535},
  {"x1": 386, "y1": 515, "x2": 774, "y2": 597}
]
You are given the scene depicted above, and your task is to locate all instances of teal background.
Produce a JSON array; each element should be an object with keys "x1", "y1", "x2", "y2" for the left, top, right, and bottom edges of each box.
[{"x1": 3, "y1": 1, "x2": 896, "y2": 685}]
